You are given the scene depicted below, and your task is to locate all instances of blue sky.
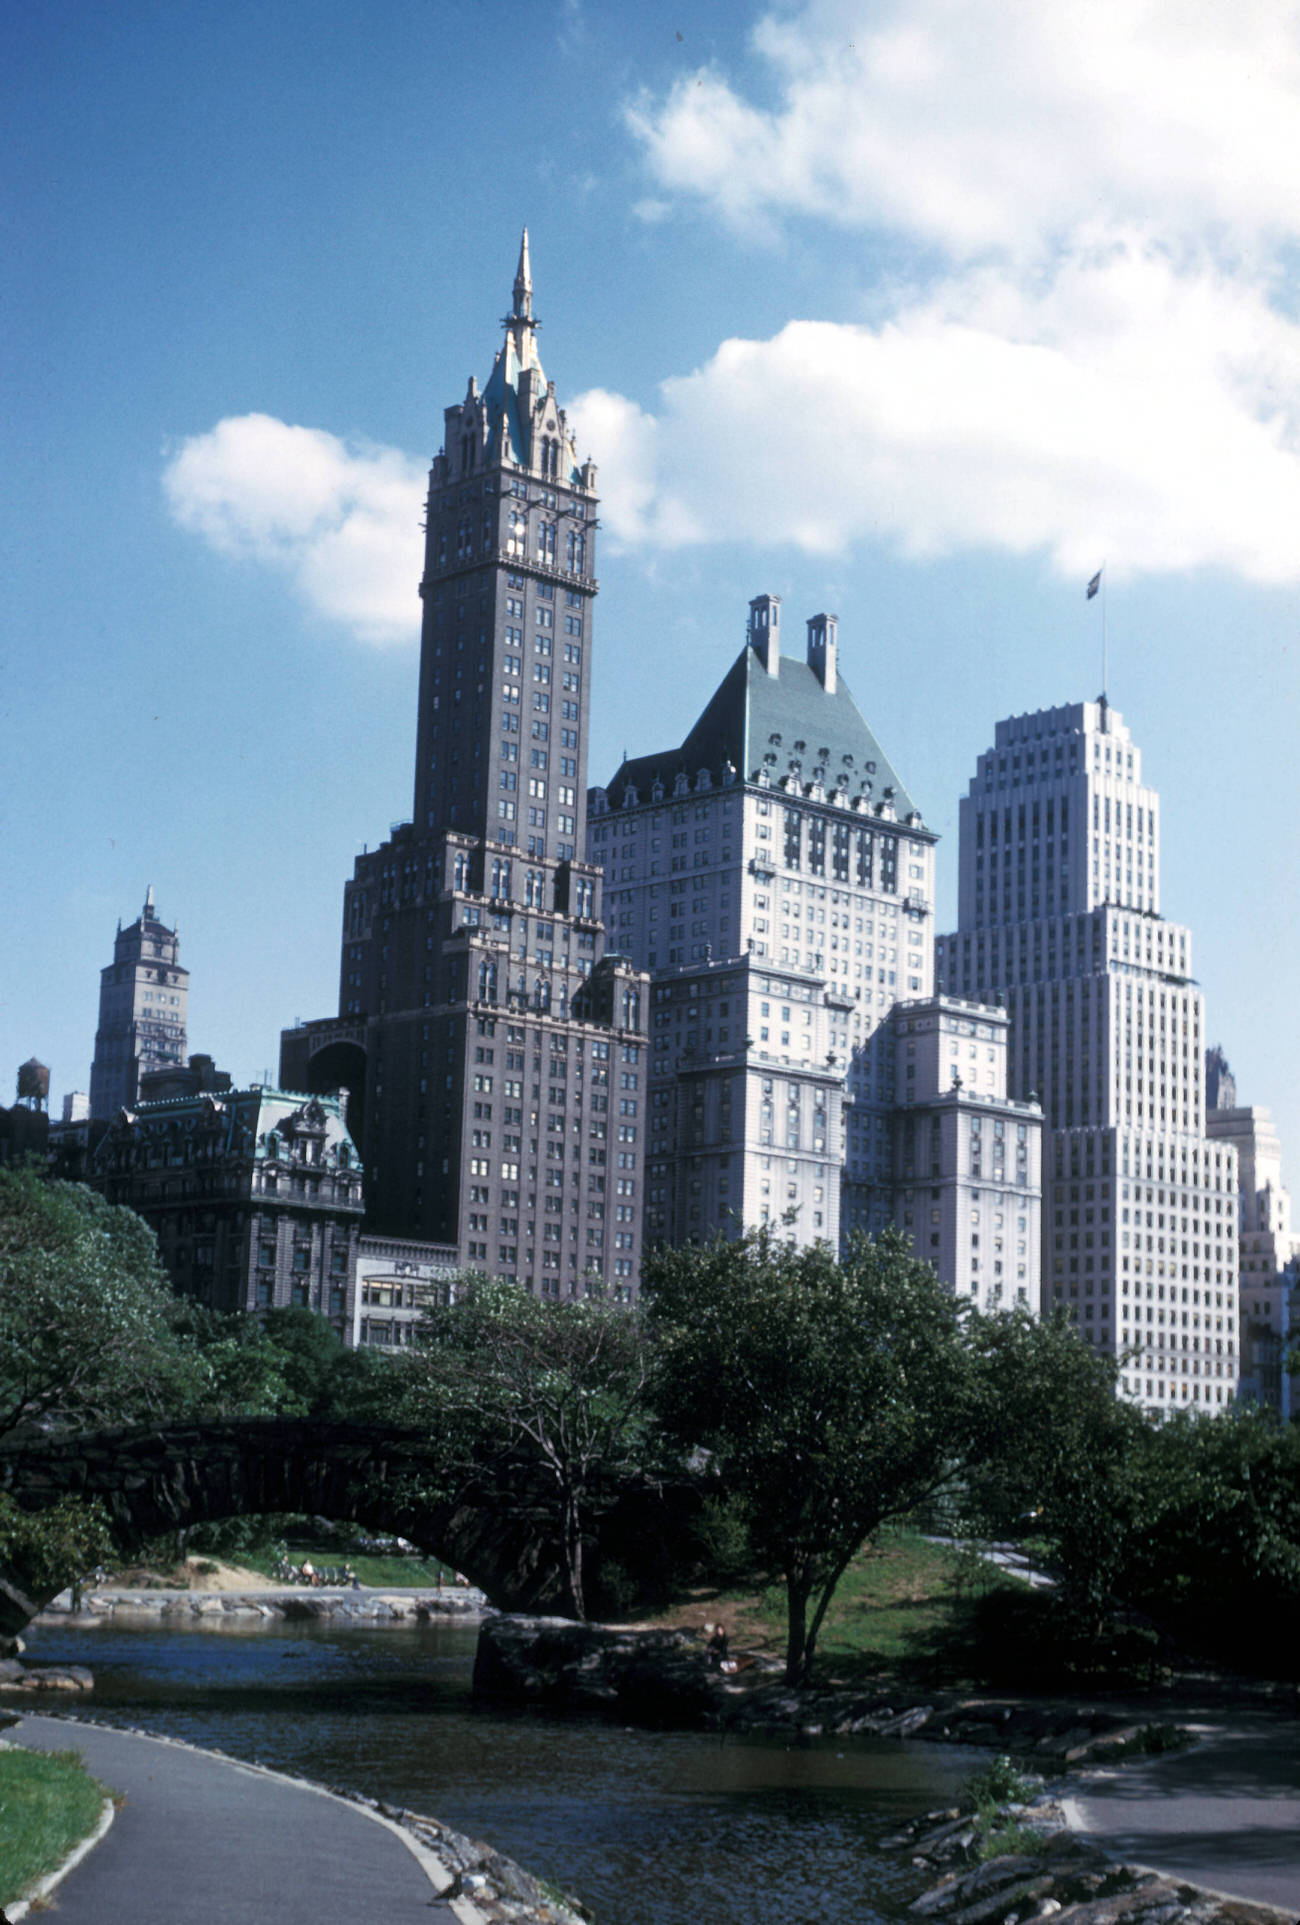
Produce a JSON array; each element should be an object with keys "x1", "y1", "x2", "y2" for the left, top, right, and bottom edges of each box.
[{"x1": 5, "y1": 0, "x2": 1299, "y2": 1176}]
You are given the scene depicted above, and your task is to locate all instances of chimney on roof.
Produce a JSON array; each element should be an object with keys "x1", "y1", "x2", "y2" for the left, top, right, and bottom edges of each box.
[
  {"x1": 806, "y1": 612, "x2": 838, "y2": 693},
  {"x1": 749, "y1": 593, "x2": 781, "y2": 676}
]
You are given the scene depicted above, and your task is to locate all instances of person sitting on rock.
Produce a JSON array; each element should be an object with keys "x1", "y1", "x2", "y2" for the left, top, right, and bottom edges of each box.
[{"x1": 707, "y1": 1622, "x2": 729, "y2": 1668}]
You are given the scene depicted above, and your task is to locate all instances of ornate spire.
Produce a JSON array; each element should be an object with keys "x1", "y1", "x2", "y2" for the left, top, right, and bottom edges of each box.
[
  {"x1": 143, "y1": 884, "x2": 155, "y2": 920},
  {"x1": 513, "y1": 227, "x2": 532, "y2": 322}
]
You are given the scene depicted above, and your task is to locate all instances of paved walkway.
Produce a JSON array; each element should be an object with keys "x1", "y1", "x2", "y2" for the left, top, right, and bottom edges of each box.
[
  {"x1": 1068, "y1": 1708, "x2": 1300, "y2": 1914},
  {"x1": 8, "y1": 1713, "x2": 464, "y2": 1923}
]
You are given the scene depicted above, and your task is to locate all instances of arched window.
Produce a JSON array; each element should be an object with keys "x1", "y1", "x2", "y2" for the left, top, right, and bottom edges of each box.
[
  {"x1": 622, "y1": 988, "x2": 641, "y2": 1029},
  {"x1": 453, "y1": 851, "x2": 469, "y2": 892}
]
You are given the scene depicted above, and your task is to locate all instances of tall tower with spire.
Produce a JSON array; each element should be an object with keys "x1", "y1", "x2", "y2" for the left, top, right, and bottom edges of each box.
[
  {"x1": 412, "y1": 229, "x2": 598, "y2": 855},
  {"x1": 89, "y1": 888, "x2": 189, "y2": 1117},
  {"x1": 282, "y1": 238, "x2": 648, "y2": 1298}
]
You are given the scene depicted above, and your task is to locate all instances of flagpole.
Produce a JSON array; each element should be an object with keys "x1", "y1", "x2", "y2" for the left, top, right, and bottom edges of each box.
[{"x1": 1101, "y1": 558, "x2": 1108, "y2": 699}]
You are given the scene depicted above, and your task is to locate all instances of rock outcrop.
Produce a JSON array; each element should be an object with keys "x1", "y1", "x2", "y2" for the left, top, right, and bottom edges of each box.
[{"x1": 883, "y1": 1795, "x2": 1278, "y2": 1925}]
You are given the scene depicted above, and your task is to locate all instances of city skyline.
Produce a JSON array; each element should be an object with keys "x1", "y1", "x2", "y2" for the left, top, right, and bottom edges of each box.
[{"x1": 6, "y1": 2, "x2": 1298, "y2": 1169}]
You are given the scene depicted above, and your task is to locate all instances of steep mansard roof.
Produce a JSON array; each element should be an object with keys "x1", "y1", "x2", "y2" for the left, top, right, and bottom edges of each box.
[{"x1": 599, "y1": 639, "x2": 923, "y2": 824}]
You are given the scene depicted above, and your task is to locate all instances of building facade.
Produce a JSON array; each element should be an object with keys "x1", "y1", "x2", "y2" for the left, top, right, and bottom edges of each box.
[
  {"x1": 592, "y1": 593, "x2": 938, "y2": 1249},
  {"x1": 938, "y1": 700, "x2": 1239, "y2": 1410},
  {"x1": 644, "y1": 955, "x2": 848, "y2": 1247},
  {"x1": 89, "y1": 888, "x2": 189, "y2": 1118},
  {"x1": 281, "y1": 237, "x2": 648, "y2": 1300},
  {"x1": 352, "y1": 1233, "x2": 459, "y2": 1351},
  {"x1": 1204, "y1": 1058, "x2": 1300, "y2": 1412},
  {"x1": 94, "y1": 1087, "x2": 363, "y2": 1336},
  {"x1": 889, "y1": 996, "x2": 1043, "y2": 1311}
]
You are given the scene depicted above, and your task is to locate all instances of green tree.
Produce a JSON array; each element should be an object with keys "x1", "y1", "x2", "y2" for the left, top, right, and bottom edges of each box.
[
  {"x1": 0, "y1": 1167, "x2": 202, "y2": 1442},
  {"x1": 961, "y1": 1307, "x2": 1145, "y2": 1636},
  {"x1": 400, "y1": 1276, "x2": 652, "y2": 1618},
  {"x1": 644, "y1": 1228, "x2": 972, "y2": 1685},
  {"x1": 1115, "y1": 1405, "x2": 1300, "y2": 1663}
]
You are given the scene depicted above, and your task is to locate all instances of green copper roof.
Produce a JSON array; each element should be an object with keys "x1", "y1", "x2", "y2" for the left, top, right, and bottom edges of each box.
[{"x1": 600, "y1": 640, "x2": 924, "y2": 823}]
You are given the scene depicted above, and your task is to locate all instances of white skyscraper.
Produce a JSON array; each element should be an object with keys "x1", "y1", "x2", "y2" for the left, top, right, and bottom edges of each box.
[
  {"x1": 939, "y1": 699, "x2": 1239, "y2": 1411},
  {"x1": 588, "y1": 593, "x2": 1042, "y2": 1306}
]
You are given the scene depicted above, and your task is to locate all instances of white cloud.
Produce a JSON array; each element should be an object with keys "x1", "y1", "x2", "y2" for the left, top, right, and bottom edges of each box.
[
  {"x1": 627, "y1": 0, "x2": 1300, "y2": 256},
  {"x1": 572, "y1": 240, "x2": 1300, "y2": 583},
  {"x1": 163, "y1": 414, "x2": 426, "y2": 645}
]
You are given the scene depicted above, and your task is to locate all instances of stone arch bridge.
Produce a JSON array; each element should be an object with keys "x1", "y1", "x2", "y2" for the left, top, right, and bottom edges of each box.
[{"x1": 0, "y1": 1417, "x2": 701, "y2": 1639}]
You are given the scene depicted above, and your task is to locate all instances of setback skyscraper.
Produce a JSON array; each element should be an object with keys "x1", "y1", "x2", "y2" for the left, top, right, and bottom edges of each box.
[
  {"x1": 938, "y1": 699, "x2": 1239, "y2": 1410},
  {"x1": 282, "y1": 237, "x2": 648, "y2": 1299}
]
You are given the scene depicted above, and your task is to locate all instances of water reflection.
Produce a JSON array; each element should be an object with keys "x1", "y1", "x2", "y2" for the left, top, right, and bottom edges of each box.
[{"x1": 25, "y1": 1619, "x2": 975, "y2": 1925}]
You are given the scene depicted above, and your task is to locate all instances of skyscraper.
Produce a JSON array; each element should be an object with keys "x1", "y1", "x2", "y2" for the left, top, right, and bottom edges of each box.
[
  {"x1": 592, "y1": 594, "x2": 937, "y2": 1246},
  {"x1": 1204, "y1": 1053, "x2": 1300, "y2": 1411},
  {"x1": 89, "y1": 887, "x2": 189, "y2": 1117},
  {"x1": 589, "y1": 593, "x2": 1042, "y2": 1304},
  {"x1": 938, "y1": 699, "x2": 1240, "y2": 1410},
  {"x1": 282, "y1": 237, "x2": 648, "y2": 1299}
]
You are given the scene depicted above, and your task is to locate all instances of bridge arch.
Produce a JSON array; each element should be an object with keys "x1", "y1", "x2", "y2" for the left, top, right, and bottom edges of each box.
[{"x1": 0, "y1": 1418, "x2": 704, "y2": 1640}]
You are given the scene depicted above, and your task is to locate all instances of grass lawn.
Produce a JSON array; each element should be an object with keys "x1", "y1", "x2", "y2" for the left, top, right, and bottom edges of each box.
[
  {"x1": 643, "y1": 1527, "x2": 1030, "y2": 1684},
  {"x1": 232, "y1": 1544, "x2": 458, "y2": 1587},
  {"x1": 0, "y1": 1745, "x2": 110, "y2": 1908}
]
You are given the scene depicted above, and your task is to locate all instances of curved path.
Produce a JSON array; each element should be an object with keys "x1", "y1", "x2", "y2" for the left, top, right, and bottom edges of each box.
[
  {"x1": 1067, "y1": 1708, "x2": 1300, "y2": 1914},
  {"x1": 8, "y1": 1712, "x2": 464, "y2": 1924}
]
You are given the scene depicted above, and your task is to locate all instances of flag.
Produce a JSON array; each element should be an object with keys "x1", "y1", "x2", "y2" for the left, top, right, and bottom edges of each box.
[{"x1": 1086, "y1": 570, "x2": 1102, "y2": 600}]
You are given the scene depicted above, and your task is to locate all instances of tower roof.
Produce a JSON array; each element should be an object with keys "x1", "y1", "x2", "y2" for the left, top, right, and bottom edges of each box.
[
  {"x1": 601, "y1": 636, "x2": 922, "y2": 822},
  {"x1": 468, "y1": 231, "x2": 583, "y2": 486}
]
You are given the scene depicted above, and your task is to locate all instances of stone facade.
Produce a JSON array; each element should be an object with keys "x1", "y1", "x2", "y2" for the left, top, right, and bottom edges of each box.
[
  {"x1": 89, "y1": 888, "x2": 188, "y2": 1117},
  {"x1": 644, "y1": 954, "x2": 847, "y2": 1247},
  {"x1": 94, "y1": 1087, "x2": 363, "y2": 1336},
  {"x1": 591, "y1": 592, "x2": 940, "y2": 1249},
  {"x1": 888, "y1": 995, "x2": 1043, "y2": 1311},
  {"x1": 588, "y1": 592, "x2": 1034, "y2": 1306},
  {"x1": 939, "y1": 700, "x2": 1240, "y2": 1412},
  {"x1": 281, "y1": 237, "x2": 648, "y2": 1301},
  {"x1": 1205, "y1": 1067, "x2": 1300, "y2": 1413}
]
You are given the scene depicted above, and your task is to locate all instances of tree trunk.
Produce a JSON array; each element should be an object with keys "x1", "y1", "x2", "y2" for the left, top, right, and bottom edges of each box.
[
  {"x1": 801, "y1": 1546, "x2": 858, "y2": 1686},
  {"x1": 562, "y1": 1486, "x2": 586, "y2": 1620},
  {"x1": 784, "y1": 1568, "x2": 813, "y2": 1685}
]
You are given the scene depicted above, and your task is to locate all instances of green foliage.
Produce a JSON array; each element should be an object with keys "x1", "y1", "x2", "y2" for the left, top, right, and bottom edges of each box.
[
  {"x1": 175, "y1": 1302, "x2": 397, "y2": 1421},
  {"x1": 0, "y1": 1746, "x2": 108, "y2": 1907},
  {"x1": 1113, "y1": 1405, "x2": 1300, "y2": 1668},
  {"x1": 399, "y1": 1275, "x2": 654, "y2": 1616},
  {"x1": 963, "y1": 1755, "x2": 1045, "y2": 1861},
  {"x1": 0, "y1": 1167, "x2": 204, "y2": 1441},
  {"x1": 0, "y1": 1492, "x2": 112, "y2": 1599},
  {"x1": 962, "y1": 1307, "x2": 1145, "y2": 1637},
  {"x1": 965, "y1": 1754, "x2": 1038, "y2": 1807},
  {"x1": 644, "y1": 1227, "x2": 972, "y2": 1684},
  {"x1": 964, "y1": 1329, "x2": 1300, "y2": 1676}
]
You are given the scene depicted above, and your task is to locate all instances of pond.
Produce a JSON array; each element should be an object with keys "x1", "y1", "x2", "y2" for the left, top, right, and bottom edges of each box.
[{"x1": 24, "y1": 1616, "x2": 979, "y2": 1925}]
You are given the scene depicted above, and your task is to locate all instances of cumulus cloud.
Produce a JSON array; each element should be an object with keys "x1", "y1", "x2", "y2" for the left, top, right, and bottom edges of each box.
[
  {"x1": 627, "y1": 0, "x2": 1300, "y2": 255},
  {"x1": 602, "y1": 0, "x2": 1300, "y2": 583},
  {"x1": 163, "y1": 4, "x2": 1300, "y2": 629},
  {"x1": 163, "y1": 414, "x2": 426, "y2": 644},
  {"x1": 572, "y1": 240, "x2": 1300, "y2": 583}
]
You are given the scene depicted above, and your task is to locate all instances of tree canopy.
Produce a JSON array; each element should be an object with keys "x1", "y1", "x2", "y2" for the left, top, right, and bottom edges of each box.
[
  {"x1": 399, "y1": 1276, "x2": 652, "y2": 1617},
  {"x1": 0, "y1": 1166, "x2": 202, "y2": 1444},
  {"x1": 644, "y1": 1227, "x2": 973, "y2": 1684}
]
